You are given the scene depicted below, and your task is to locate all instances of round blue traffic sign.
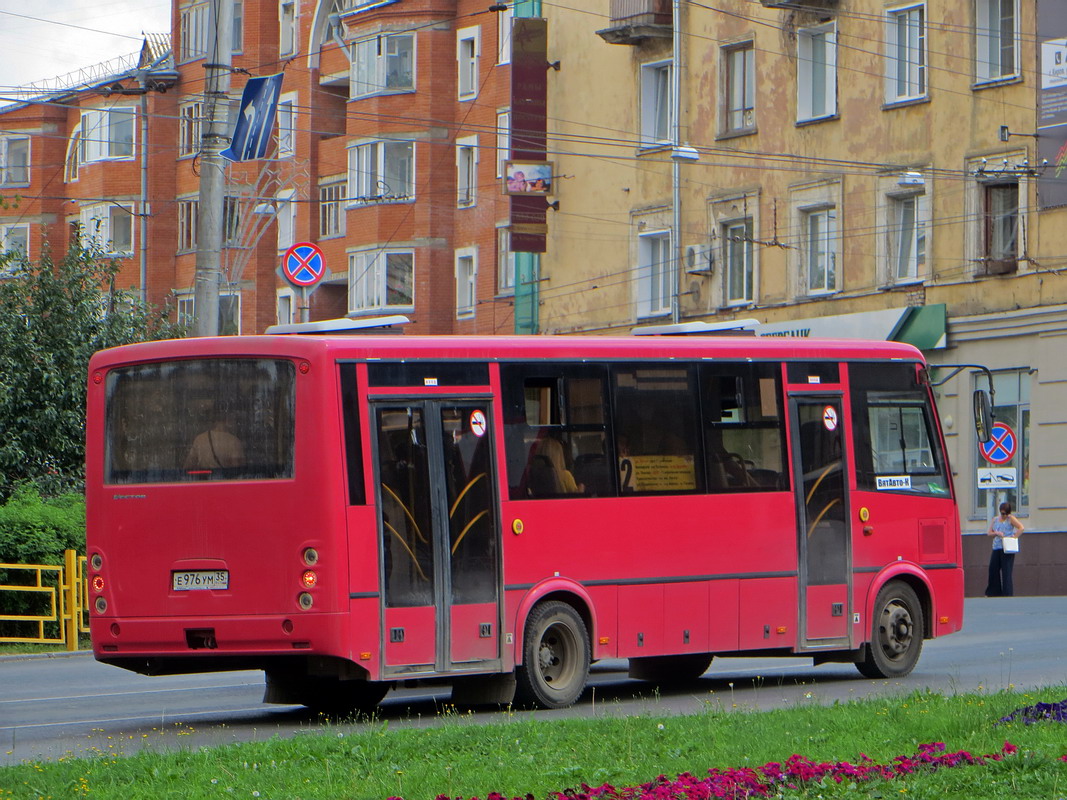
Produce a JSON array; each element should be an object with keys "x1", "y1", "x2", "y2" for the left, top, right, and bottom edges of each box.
[
  {"x1": 282, "y1": 242, "x2": 326, "y2": 287},
  {"x1": 980, "y1": 421, "x2": 1017, "y2": 465}
]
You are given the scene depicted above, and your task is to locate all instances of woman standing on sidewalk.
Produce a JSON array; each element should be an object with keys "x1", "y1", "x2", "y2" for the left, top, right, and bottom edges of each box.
[{"x1": 986, "y1": 501, "x2": 1024, "y2": 597}]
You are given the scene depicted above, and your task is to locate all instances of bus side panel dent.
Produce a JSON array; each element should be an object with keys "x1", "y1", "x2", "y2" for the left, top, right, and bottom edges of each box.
[{"x1": 510, "y1": 578, "x2": 599, "y2": 666}]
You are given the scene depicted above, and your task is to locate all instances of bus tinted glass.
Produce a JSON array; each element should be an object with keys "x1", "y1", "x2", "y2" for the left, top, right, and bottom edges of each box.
[{"x1": 104, "y1": 359, "x2": 296, "y2": 484}]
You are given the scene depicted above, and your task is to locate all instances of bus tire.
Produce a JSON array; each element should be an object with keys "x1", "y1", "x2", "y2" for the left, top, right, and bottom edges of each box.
[
  {"x1": 857, "y1": 581, "x2": 923, "y2": 679},
  {"x1": 514, "y1": 601, "x2": 590, "y2": 709}
]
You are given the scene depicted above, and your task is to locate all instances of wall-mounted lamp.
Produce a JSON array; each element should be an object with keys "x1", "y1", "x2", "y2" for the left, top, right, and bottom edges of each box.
[{"x1": 999, "y1": 125, "x2": 1039, "y2": 142}]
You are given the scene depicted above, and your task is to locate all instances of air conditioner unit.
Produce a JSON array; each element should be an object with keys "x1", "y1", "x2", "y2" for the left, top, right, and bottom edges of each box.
[{"x1": 685, "y1": 244, "x2": 714, "y2": 275}]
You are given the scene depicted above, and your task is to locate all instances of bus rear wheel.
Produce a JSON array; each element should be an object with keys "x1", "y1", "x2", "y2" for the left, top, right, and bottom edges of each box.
[
  {"x1": 857, "y1": 582, "x2": 924, "y2": 679},
  {"x1": 514, "y1": 601, "x2": 590, "y2": 709}
]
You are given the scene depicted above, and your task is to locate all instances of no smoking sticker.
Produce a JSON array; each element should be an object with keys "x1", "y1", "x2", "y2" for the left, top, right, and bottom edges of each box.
[
  {"x1": 822, "y1": 406, "x2": 838, "y2": 431},
  {"x1": 469, "y1": 410, "x2": 487, "y2": 437}
]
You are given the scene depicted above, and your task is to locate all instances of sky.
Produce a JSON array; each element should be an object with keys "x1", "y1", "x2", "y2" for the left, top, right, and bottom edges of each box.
[{"x1": 0, "y1": 1, "x2": 171, "y2": 92}]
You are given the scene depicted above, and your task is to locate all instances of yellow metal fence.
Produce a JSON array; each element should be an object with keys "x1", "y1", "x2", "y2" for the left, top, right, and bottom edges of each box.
[{"x1": 0, "y1": 550, "x2": 88, "y2": 650}]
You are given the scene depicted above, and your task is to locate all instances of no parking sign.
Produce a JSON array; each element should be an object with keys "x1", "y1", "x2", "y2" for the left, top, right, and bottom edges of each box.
[{"x1": 980, "y1": 422, "x2": 1017, "y2": 465}]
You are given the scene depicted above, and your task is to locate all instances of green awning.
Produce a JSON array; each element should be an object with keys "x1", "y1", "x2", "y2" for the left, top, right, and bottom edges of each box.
[{"x1": 891, "y1": 303, "x2": 946, "y2": 350}]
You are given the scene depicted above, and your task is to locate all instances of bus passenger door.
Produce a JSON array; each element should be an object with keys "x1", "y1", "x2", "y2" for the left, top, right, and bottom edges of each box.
[
  {"x1": 372, "y1": 401, "x2": 502, "y2": 677},
  {"x1": 790, "y1": 396, "x2": 852, "y2": 648}
]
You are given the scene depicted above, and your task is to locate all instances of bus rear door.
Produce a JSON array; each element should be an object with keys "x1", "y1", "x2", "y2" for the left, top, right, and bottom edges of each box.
[
  {"x1": 790, "y1": 395, "x2": 853, "y2": 649},
  {"x1": 371, "y1": 400, "x2": 502, "y2": 677}
]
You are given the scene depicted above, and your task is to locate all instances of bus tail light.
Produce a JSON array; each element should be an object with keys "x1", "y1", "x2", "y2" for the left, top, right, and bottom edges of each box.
[
  {"x1": 92, "y1": 575, "x2": 105, "y2": 593},
  {"x1": 298, "y1": 592, "x2": 313, "y2": 610},
  {"x1": 301, "y1": 570, "x2": 317, "y2": 588},
  {"x1": 303, "y1": 548, "x2": 319, "y2": 566},
  {"x1": 94, "y1": 597, "x2": 108, "y2": 614},
  {"x1": 90, "y1": 553, "x2": 103, "y2": 570}
]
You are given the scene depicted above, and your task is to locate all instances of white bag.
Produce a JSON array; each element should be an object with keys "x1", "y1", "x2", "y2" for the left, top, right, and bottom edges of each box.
[{"x1": 1002, "y1": 536, "x2": 1020, "y2": 554}]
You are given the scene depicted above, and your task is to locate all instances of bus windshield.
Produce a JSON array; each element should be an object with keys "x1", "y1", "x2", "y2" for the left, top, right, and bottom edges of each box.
[{"x1": 104, "y1": 358, "x2": 296, "y2": 484}]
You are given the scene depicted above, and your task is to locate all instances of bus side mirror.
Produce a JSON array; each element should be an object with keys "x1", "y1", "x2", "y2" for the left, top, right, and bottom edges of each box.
[{"x1": 973, "y1": 389, "x2": 993, "y2": 443}]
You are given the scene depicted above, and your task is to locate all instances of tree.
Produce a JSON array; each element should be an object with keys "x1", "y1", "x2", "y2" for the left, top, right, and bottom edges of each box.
[{"x1": 0, "y1": 244, "x2": 182, "y2": 500}]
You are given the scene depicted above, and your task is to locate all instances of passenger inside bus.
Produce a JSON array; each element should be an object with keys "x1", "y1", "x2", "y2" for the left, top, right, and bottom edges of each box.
[{"x1": 525, "y1": 436, "x2": 581, "y2": 496}]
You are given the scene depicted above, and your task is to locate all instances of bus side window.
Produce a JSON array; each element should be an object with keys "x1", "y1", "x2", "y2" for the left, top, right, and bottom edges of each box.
[{"x1": 700, "y1": 363, "x2": 786, "y2": 493}]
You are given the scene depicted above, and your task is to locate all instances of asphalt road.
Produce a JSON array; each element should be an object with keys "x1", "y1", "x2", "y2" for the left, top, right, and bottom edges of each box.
[{"x1": 2, "y1": 596, "x2": 1065, "y2": 766}]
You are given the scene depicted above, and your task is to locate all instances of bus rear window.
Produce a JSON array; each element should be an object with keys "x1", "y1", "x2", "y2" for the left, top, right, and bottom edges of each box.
[{"x1": 104, "y1": 359, "x2": 296, "y2": 484}]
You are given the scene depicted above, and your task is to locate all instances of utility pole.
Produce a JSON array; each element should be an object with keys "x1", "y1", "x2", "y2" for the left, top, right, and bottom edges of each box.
[{"x1": 193, "y1": 0, "x2": 234, "y2": 337}]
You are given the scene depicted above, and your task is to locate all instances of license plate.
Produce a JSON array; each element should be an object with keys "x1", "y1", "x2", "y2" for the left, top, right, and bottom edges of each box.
[{"x1": 172, "y1": 570, "x2": 229, "y2": 591}]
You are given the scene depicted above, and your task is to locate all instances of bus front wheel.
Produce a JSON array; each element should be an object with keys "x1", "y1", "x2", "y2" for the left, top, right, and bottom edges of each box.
[
  {"x1": 857, "y1": 582, "x2": 924, "y2": 679},
  {"x1": 515, "y1": 601, "x2": 590, "y2": 709}
]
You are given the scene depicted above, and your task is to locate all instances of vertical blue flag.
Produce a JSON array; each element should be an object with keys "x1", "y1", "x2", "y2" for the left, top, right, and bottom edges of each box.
[{"x1": 221, "y1": 73, "x2": 285, "y2": 162}]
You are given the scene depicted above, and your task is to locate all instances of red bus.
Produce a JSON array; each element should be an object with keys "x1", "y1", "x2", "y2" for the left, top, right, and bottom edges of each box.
[{"x1": 86, "y1": 332, "x2": 970, "y2": 712}]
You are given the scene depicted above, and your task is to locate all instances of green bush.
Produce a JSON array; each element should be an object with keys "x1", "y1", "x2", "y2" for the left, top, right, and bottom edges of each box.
[{"x1": 0, "y1": 484, "x2": 85, "y2": 565}]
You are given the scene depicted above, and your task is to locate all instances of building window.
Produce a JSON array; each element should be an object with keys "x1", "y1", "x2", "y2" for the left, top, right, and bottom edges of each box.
[
  {"x1": 976, "y1": 0, "x2": 1016, "y2": 82},
  {"x1": 178, "y1": 100, "x2": 203, "y2": 158},
  {"x1": 496, "y1": 110, "x2": 510, "y2": 178},
  {"x1": 351, "y1": 33, "x2": 414, "y2": 98},
  {"x1": 80, "y1": 204, "x2": 134, "y2": 255},
  {"x1": 497, "y1": 2, "x2": 513, "y2": 64},
  {"x1": 180, "y1": 2, "x2": 210, "y2": 62},
  {"x1": 175, "y1": 295, "x2": 242, "y2": 337},
  {"x1": 974, "y1": 369, "x2": 1029, "y2": 515},
  {"x1": 981, "y1": 180, "x2": 1019, "y2": 274},
  {"x1": 0, "y1": 135, "x2": 29, "y2": 187},
  {"x1": 177, "y1": 295, "x2": 195, "y2": 327},
  {"x1": 637, "y1": 230, "x2": 672, "y2": 318},
  {"x1": 349, "y1": 249, "x2": 414, "y2": 312},
  {"x1": 178, "y1": 198, "x2": 198, "y2": 252},
  {"x1": 1, "y1": 223, "x2": 28, "y2": 258},
  {"x1": 277, "y1": 96, "x2": 295, "y2": 157},
  {"x1": 457, "y1": 27, "x2": 480, "y2": 100},
  {"x1": 232, "y1": 0, "x2": 244, "y2": 52},
  {"x1": 723, "y1": 219, "x2": 754, "y2": 305},
  {"x1": 80, "y1": 108, "x2": 135, "y2": 162},
  {"x1": 803, "y1": 206, "x2": 837, "y2": 294},
  {"x1": 888, "y1": 192, "x2": 928, "y2": 283},
  {"x1": 797, "y1": 24, "x2": 836, "y2": 122},
  {"x1": 279, "y1": 0, "x2": 296, "y2": 56},
  {"x1": 276, "y1": 191, "x2": 295, "y2": 252},
  {"x1": 724, "y1": 43, "x2": 755, "y2": 134},
  {"x1": 457, "y1": 136, "x2": 478, "y2": 208},
  {"x1": 885, "y1": 4, "x2": 926, "y2": 103},
  {"x1": 456, "y1": 248, "x2": 477, "y2": 318},
  {"x1": 640, "y1": 61, "x2": 672, "y2": 147},
  {"x1": 277, "y1": 289, "x2": 295, "y2": 326},
  {"x1": 347, "y1": 140, "x2": 415, "y2": 203},
  {"x1": 319, "y1": 181, "x2": 346, "y2": 238},
  {"x1": 497, "y1": 226, "x2": 516, "y2": 294}
]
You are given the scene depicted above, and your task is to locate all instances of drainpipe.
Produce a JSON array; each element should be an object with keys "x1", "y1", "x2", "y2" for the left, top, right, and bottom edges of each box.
[
  {"x1": 670, "y1": 0, "x2": 682, "y2": 324},
  {"x1": 138, "y1": 73, "x2": 149, "y2": 306}
]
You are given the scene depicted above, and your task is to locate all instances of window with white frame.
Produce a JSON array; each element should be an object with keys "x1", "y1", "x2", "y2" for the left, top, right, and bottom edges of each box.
[
  {"x1": 277, "y1": 95, "x2": 295, "y2": 157},
  {"x1": 976, "y1": 0, "x2": 1017, "y2": 83},
  {"x1": 636, "y1": 229, "x2": 672, "y2": 318},
  {"x1": 797, "y1": 23, "x2": 837, "y2": 121},
  {"x1": 724, "y1": 43, "x2": 755, "y2": 134},
  {"x1": 351, "y1": 33, "x2": 414, "y2": 98},
  {"x1": 885, "y1": 4, "x2": 926, "y2": 103},
  {"x1": 319, "y1": 181, "x2": 346, "y2": 238},
  {"x1": 178, "y1": 198, "x2": 198, "y2": 252},
  {"x1": 180, "y1": 2, "x2": 210, "y2": 62},
  {"x1": 1, "y1": 223, "x2": 28, "y2": 256},
  {"x1": 80, "y1": 204, "x2": 134, "y2": 255},
  {"x1": 497, "y1": 226, "x2": 516, "y2": 294},
  {"x1": 496, "y1": 110, "x2": 510, "y2": 178},
  {"x1": 722, "y1": 219, "x2": 754, "y2": 305},
  {"x1": 0, "y1": 135, "x2": 29, "y2": 186},
  {"x1": 177, "y1": 295, "x2": 195, "y2": 327},
  {"x1": 276, "y1": 191, "x2": 295, "y2": 252},
  {"x1": 279, "y1": 0, "x2": 296, "y2": 56},
  {"x1": 497, "y1": 3, "x2": 513, "y2": 64},
  {"x1": 349, "y1": 249, "x2": 414, "y2": 312},
  {"x1": 223, "y1": 196, "x2": 241, "y2": 246},
  {"x1": 457, "y1": 27, "x2": 480, "y2": 100},
  {"x1": 640, "y1": 60, "x2": 672, "y2": 147},
  {"x1": 347, "y1": 140, "x2": 415, "y2": 203},
  {"x1": 178, "y1": 100, "x2": 203, "y2": 157},
  {"x1": 80, "y1": 108, "x2": 135, "y2": 162},
  {"x1": 65, "y1": 131, "x2": 81, "y2": 182},
  {"x1": 276, "y1": 289, "x2": 295, "y2": 326},
  {"x1": 232, "y1": 0, "x2": 244, "y2": 52},
  {"x1": 455, "y1": 248, "x2": 477, "y2": 318},
  {"x1": 888, "y1": 191, "x2": 928, "y2": 283},
  {"x1": 802, "y1": 206, "x2": 837, "y2": 294},
  {"x1": 457, "y1": 136, "x2": 478, "y2": 208}
]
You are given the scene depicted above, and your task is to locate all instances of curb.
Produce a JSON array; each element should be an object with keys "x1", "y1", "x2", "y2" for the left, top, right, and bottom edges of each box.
[{"x1": 0, "y1": 649, "x2": 92, "y2": 662}]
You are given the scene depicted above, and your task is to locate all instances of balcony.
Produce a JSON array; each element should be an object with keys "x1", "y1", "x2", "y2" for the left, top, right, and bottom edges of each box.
[{"x1": 596, "y1": 0, "x2": 672, "y2": 45}]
